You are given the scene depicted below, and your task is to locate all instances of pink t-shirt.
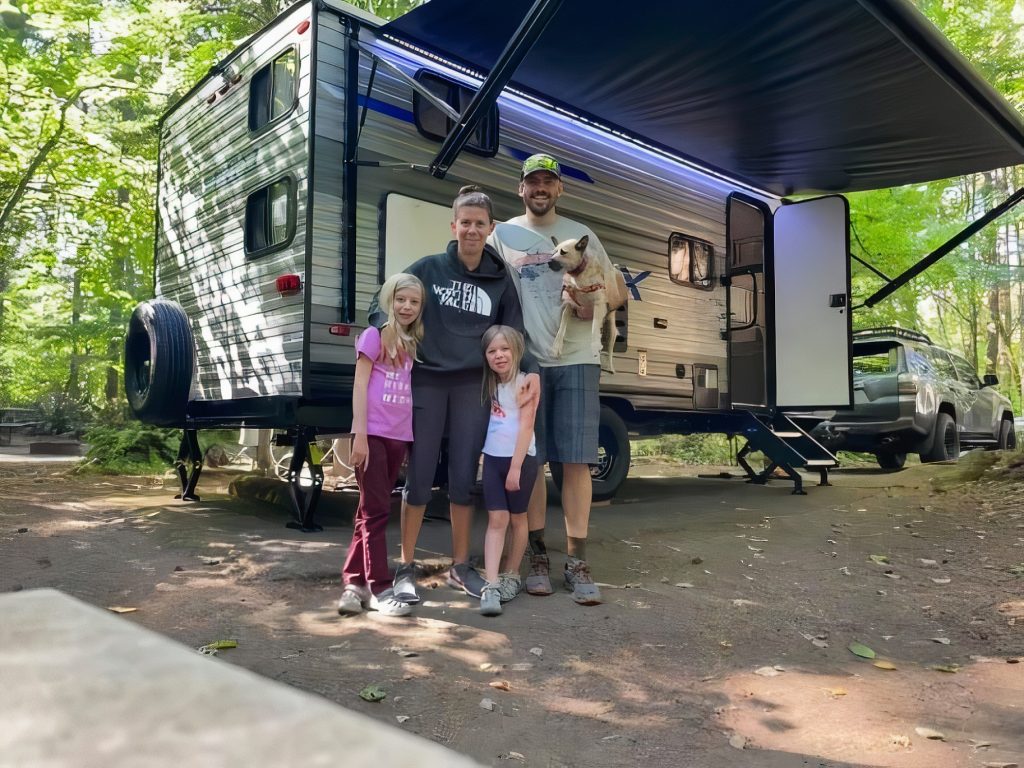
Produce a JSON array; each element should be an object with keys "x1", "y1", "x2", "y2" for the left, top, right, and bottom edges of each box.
[{"x1": 353, "y1": 326, "x2": 413, "y2": 442}]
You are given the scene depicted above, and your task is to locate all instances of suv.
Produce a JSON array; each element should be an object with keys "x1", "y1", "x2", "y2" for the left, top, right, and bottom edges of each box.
[{"x1": 810, "y1": 328, "x2": 1015, "y2": 469}]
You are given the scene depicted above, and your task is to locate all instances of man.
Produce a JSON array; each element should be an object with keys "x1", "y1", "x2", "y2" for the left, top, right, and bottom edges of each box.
[{"x1": 489, "y1": 153, "x2": 614, "y2": 606}]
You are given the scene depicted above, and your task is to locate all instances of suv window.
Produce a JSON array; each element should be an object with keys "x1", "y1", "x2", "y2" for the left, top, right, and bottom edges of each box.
[
  {"x1": 927, "y1": 347, "x2": 958, "y2": 380},
  {"x1": 906, "y1": 347, "x2": 934, "y2": 375},
  {"x1": 851, "y1": 340, "x2": 900, "y2": 375},
  {"x1": 950, "y1": 354, "x2": 980, "y2": 387}
]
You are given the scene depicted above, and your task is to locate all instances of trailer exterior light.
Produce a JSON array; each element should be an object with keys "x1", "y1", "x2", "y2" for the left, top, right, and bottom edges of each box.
[
  {"x1": 276, "y1": 274, "x2": 302, "y2": 296},
  {"x1": 328, "y1": 324, "x2": 351, "y2": 336},
  {"x1": 297, "y1": 20, "x2": 310, "y2": 34}
]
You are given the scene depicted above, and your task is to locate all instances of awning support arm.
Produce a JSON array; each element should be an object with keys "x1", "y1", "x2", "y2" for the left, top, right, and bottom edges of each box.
[
  {"x1": 355, "y1": 39, "x2": 460, "y2": 122},
  {"x1": 862, "y1": 186, "x2": 1024, "y2": 308},
  {"x1": 850, "y1": 253, "x2": 892, "y2": 282},
  {"x1": 428, "y1": 0, "x2": 564, "y2": 179}
]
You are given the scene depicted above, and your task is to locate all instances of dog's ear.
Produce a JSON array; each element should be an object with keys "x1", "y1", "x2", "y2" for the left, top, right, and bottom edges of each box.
[
  {"x1": 575, "y1": 235, "x2": 589, "y2": 253},
  {"x1": 551, "y1": 236, "x2": 560, "y2": 248}
]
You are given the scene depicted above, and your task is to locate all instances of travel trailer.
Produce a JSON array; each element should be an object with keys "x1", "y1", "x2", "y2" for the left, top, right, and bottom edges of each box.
[{"x1": 126, "y1": 0, "x2": 1024, "y2": 528}]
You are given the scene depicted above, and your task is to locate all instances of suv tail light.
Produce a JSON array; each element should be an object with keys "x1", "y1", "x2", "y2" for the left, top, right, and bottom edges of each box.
[{"x1": 897, "y1": 375, "x2": 918, "y2": 395}]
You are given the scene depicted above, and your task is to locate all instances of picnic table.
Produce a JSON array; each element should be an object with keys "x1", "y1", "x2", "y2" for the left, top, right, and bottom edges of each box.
[{"x1": 0, "y1": 408, "x2": 41, "y2": 445}]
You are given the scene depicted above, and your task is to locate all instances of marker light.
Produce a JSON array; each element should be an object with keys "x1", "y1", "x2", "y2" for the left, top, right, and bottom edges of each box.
[{"x1": 276, "y1": 274, "x2": 302, "y2": 296}]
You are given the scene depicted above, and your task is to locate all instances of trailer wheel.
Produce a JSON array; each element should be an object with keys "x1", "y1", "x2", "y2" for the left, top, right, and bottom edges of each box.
[
  {"x1": 549, "y1": 405, "x2": 631, "y2": 502},
  {"x1": 920, "y1": 412, "x2": 959, "y2": 463},
  {"x1": 124, "y1": 299, "x2": 194, "y2": 427}
]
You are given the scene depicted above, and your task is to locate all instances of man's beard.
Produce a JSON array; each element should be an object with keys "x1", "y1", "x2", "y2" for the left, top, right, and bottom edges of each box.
[{"x1": 525, "y1": 195, "x2": 555, "y2": 216}]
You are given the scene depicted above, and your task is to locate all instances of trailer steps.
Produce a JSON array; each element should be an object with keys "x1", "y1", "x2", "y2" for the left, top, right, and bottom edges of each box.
[{"x1": 736, "y1": 413, "x2": 838, "y2": 494}]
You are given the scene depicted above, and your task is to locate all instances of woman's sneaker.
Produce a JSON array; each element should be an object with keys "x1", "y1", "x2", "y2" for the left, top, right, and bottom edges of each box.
[
  {"x1": 564, "y1": 558, "x2": 602, "y2": 605},
  {"x1": 479, "y1": 583, "x2": 503, "y2": 616},
  {"x1": 497, "y1": 572, "x2": 522, "y2": 603},
  {"x1": 368, "y1": 588, "x2": 412, "y2": 617},
  {"x1": 337, "y1": 583, "x2": 371, "y2": 615},
  {"x1": 392, "y1": 563, "x2": 420, "y2": 605},
  {"x1": 447, "y1": 562, "x2": 486, "y2": 599}
]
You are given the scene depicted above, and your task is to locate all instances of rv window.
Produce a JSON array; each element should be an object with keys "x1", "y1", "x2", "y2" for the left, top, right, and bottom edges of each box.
[
  {"x1": 668, "y1": 233, "x2": 714, "y2": 290},
  {"x1": 412, "y1": 71, "x2": 498, "y2": 157},
  {"x1": 249, "y1": 49, "x2": 297, "y2": 132},
  {"x1": 245, "y1": 177, "x2": 295, "y2": 257}
]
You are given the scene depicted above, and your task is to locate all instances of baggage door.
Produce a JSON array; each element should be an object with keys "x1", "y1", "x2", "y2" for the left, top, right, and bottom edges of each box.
[{"x1": 772, "y1": 196, "x2": 852, "y2": 409}]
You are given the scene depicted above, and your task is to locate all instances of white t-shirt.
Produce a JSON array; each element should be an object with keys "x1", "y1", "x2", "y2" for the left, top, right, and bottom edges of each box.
[
  {"x1": 482, "y1": 374, "x2": 536, "y2": 458},
  {"x1": 489, "y1": 215, "x2": 612, "y2": 367}
]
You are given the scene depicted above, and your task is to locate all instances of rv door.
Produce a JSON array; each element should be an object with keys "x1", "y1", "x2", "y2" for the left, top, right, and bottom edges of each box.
[{"x1": 772, "y1": 196, "x2": 852, "y2": 409}]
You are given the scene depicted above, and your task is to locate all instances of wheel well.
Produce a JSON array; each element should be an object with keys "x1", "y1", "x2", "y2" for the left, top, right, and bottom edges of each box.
[
  {"x1": 599, "y1": 397, "x2": 635, "y2": 425},
  {"x1": 937, "y1": 403, "x2": 956, "y2": 421}
]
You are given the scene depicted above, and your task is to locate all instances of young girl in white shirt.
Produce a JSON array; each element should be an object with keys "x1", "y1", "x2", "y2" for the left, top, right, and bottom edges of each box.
[{"x1": 479, "y1": 325, "x2": 538, "y2": 616}]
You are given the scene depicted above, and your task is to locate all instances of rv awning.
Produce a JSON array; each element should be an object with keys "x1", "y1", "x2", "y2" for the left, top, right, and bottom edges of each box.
[{"x1": 381, "y1": 0, "x2": 1024, "y2": 196}]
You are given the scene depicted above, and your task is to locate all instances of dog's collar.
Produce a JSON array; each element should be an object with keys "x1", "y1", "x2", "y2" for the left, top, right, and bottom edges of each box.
[{"x1": 566, "y1": 254, "x2": 589, "y2": 277}]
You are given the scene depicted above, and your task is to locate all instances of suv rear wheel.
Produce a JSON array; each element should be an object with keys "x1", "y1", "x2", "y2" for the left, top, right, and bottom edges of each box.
[
  {"x1": 875, "y1": 451, "x2": 906, "y2": 470},
  {"x1": 920, "y1": 412, "x2": 959, "y2": 462},
  {"x1": 997, "y1": 419, "x2": 1016, "y2": 450}
]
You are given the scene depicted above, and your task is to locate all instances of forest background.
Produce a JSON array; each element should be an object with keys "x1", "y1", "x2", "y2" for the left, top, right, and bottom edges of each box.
[{"x1": 1, "y1": 0, "x2": 1023, "y2": 441}]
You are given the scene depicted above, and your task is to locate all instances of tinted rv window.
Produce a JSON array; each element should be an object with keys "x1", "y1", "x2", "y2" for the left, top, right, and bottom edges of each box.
[
  {"x1": 668, "y1": 233, "x2": 714, "y2": 290},
  {"x1": 249, "y1": 49, "x2": 297, "y2": 132},
  {"x1": 245, "y1": 177, "x2": 295, "y2": 257},
  {"x1": 412, "y1": 71, "x2": 498, "y2": 156}
]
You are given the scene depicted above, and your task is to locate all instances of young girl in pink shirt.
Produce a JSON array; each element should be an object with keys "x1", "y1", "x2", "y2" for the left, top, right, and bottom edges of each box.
[{"x1": 338, "y1": 273, "x2": 424, "y2": 617}]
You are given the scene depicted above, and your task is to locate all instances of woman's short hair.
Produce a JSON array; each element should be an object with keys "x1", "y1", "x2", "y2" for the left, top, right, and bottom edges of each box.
[{"x1": 452, "y1": 184, "x2": 494, "y2": 222}]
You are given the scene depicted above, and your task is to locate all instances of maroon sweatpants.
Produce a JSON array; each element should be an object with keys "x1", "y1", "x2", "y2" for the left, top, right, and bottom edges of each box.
[{"x1": 342, "y1": 436, "x2": 408, "y2": 594}]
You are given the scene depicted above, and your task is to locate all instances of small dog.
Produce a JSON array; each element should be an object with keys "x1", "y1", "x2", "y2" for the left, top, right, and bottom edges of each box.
[{"x1": 549, "y1": 235, "x2": 618, "y2": 372}]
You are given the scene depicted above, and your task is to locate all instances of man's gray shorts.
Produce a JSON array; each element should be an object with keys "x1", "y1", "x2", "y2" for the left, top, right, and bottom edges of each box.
[{"x1": 535, "y1": 363, "x2": 599, "y2": 465}]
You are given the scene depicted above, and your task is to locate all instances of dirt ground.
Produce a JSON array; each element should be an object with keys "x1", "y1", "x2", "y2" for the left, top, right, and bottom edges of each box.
[{"x1": 2, "y1": 451, "x2": 1023, "y2": 768}]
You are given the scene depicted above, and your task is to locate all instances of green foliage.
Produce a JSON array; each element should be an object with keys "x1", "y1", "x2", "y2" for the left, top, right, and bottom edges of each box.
[
  {"x1": 633, "y1": 434, "x2": 736, "y2": 465},
  {"x1": 81, "y1": 403, "x2": 178, "y2": 474}
]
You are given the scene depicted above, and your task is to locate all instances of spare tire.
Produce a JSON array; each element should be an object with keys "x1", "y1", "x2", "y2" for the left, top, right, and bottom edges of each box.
[{"x1": 124, "y1": 299, "x2": 194, "y2": 427}]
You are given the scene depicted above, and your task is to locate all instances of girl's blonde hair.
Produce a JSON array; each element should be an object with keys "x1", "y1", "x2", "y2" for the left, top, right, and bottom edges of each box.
[
  {"x1": 481, "y1": 325, "x2": 525, "y2": 404},
  {"x1": 378, "y1": 273, "x2": 425, "y2": 366}
]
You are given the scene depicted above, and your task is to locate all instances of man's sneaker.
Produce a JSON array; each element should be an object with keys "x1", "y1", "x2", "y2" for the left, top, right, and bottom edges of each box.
[
  {"x1": 564, "y1": 558, "x2": 602, "y2": 605},
  {"x1": 392, "y1": 563, "x2": 420, "y2": 605},
  {"x1": 525, "y1": 553, "x2": 553, "y2": 596},
  {"x1": 479, "y1": 583, "x2": 503, "y2": 616},
  {"x1": 497, "y1": 572, "x2": 522, "y2": 602},
  {"x1": 447, "y1": 562, "x2": 486, "y2": 599},
  {"x1": 368, "y1": 588, "x2": 412, "y2": 617},
  {"x1": 337, "y1": 583, "x2": 371, "y2": 615}
]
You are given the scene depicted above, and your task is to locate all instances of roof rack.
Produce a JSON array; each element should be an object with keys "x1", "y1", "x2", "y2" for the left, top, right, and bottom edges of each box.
[{"x1": 853, "y1": 326, "x2": 932, "y2": 344}]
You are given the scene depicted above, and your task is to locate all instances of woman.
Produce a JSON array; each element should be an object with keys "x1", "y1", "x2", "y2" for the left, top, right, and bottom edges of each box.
[{"x1": 393, "y1": 185, "x2": 535, "y2": 603}]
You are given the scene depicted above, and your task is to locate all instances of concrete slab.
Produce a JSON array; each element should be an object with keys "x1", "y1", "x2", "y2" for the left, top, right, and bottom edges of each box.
[{"x1": 0, "y1": 589, "x2": 480, "y2": 767}]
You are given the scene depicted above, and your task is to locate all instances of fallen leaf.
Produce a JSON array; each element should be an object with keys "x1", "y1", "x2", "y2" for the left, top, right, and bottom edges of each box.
[
  {"x1": 395, "y1": 715, "x2": 410, "y2": 724},
  {"x1": 106, "y1": 606, "x2": 137, "y2": 614},
  {"x1": 510, "y1": 662, "x2": 533, "y2": 672},
  {"x1": 197, "y1": 639, "x2": 238, "y2": 655},
  {"x1": 732, "y1": 599, "x2": 757, "y2": 607},
  {"x1": 915, "y1": 726, "x2": 945, "y2": 741},
  {"x1": 884, "y1": 573, "x2": 902, "y2": 579},
  {"x1": 931, "y1": 577, "x2": 951, "y2": 584},
  {"x1": 931, "y1": 637, "x2": 952, "y2": 645},
  {"x1": 479, "y1": 662, "x2": 493, "y2": 671},
  {"x1": 869, "y1": 554, "x2": 890, "y2": 564},
  {"x1": 931, "y1": 664, "x2": 960, "y2": 673},
  {"x1": 754, "y1": 666, "x2": 782, "y2": 677},
  {"x1": 983, "y1": 763, "x2": 1018, "y2": 768},
  {"x1": 358, "y1": 684, "x2": 387, "y2": 702},
  {"x1": 675, "y1": 582, "x2": 694, "y2": 588},
  {"x1": 873, "y1": 660, "x2": 897, "y2": 670},
  {"x1": 825, "y1": 687, "x2": 847, "y2": 698},
  {"x1": 489, "y1": 680, "x2": 511, "y2": 691},
  {"x1": 529, "y1": 647, "x2": 543, "y2": 657},
  {"x1": 728, "y1": 734, "x2": 747, "y2": 750},
  {"x1": 839, "y1": 566, "x2": 852, "y2": 576},
  {"x1": 918, "y1": 558, "x2": 938, "y2": 567},
  {"x1": 719, "y1": 640, "x2": 733, "y2": 648},
  {"x1": 501, "y1": 752, "x2": 526, "y2": 762},
  {"x1": 849, "y1": 641, "x2": 876, "y2": 659},
  {"x1": 479, "y1": 697, "x2": 496, "y2": 711},
  {"x1": 812, "y1": 639, "x2": 829, "y2": 649}
]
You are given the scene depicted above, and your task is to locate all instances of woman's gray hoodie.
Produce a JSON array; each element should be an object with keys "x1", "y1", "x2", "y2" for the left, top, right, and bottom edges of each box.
[{"x1": 406, "y1": 240, "x2": 525, "y2": 373}]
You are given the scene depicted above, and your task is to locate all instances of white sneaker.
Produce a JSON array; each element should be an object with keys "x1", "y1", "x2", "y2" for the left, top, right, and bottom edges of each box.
[
  {"x1": 337, "y1": 584, "x2": 371, "y2": 615},
  {"x1": 479, "y1": 583, "x2": 503, "y2": 616},
  {"x1": 368, "y1": 588, "x2": 412, "y2": 617}
]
